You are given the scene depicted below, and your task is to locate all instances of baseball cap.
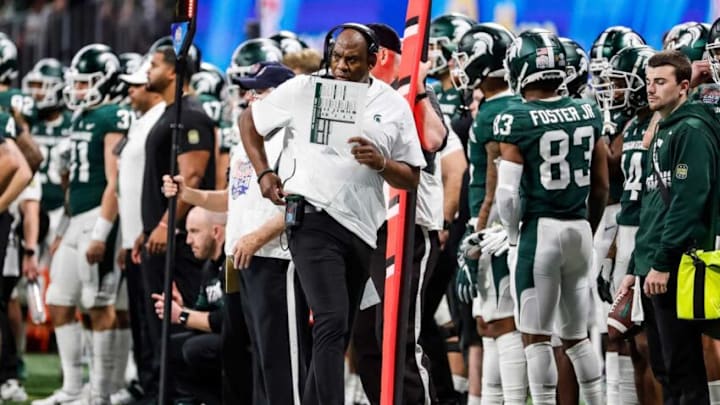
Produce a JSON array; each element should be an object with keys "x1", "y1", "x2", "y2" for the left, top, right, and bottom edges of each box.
[
  {"x1": 119, "y1": 59, "x2": 150, "y2": 85},
  {"x1": 366, "y1": 23, "x2": 402, "y2": 55},
  {"x1": 237, "y1": 61, "x2": 295, "y2": 90}
]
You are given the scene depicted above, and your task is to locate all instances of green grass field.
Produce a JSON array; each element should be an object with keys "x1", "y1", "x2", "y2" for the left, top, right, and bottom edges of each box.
[{"x1": 17, "y1": 353, "x2": 62, "y2": 404}]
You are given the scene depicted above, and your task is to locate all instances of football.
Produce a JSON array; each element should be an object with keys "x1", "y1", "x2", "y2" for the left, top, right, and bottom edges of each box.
[{"x1": 607, "y1": 288, "x2": 640, "y2": 340}]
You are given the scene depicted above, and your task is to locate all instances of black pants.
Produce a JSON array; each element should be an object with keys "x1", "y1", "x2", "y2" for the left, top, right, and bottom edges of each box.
[
  {"x1": 0, "y1": 211, "x2": 16, "y2": 383},
  {"x1": 643, "y1": 274, "x2": 709, "y2": 404},
  {"x1": 238, "y1": 256, "x2": 310, "y2": 405},
  {"x1": 288, "y1": 210, "x2": 372, "y2": 405},
  {"x1": 170, "y1": 331, "x2": 222, "y2": 405},
  {"x1": 140, "y1": 233, "x2": 204, "y2": 397},
  {"x1": 222, "y1": 291, "x2": 253, "y2": 405},
  {"x1": 0, "y1": 274, "x2": 18, "y2": 383},
  {"x1": 353, "y1": 224, "x2": 441, "y2": 405},
  {"x1": 124, "y1": 250, "x2": 154, "y2": 393}
]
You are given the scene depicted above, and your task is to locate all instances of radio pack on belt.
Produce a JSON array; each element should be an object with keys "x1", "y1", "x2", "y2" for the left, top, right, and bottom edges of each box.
[{"x1": 285, "y1": 195, "x2": 306, "y2": 229}]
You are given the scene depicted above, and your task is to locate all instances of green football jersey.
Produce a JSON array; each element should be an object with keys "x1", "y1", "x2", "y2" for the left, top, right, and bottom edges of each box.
[
  {"x1": 495, "y1": 97, "x2": 602, "y2": 221},
  {"x1": 0, "y1": 111, "x2": 16, "y2": 141},
  {"x1": 616, "y1": 114, "x2": 650, "y2": 227},
  {"x1": 432, "y1": 82, "x2": 464, "y2": 123},
  {"x1": 196, "y1": 94, "x2": 224, "y2": 127},
  {"x1": 0, "y1": 88, "x2": 38, "y2": 132},
  {"x1": 608, "y1": 109, "x2": 634, "y2": 202},
  {"x1": 68, "y1": 104, "x2": 131, "y2": 215},
  {"x1": 32, "y1": 110, "x2": 73, "y2": 211},
  {"x1": 467, "y1": 93, "x2": 521, "y2": 216}
]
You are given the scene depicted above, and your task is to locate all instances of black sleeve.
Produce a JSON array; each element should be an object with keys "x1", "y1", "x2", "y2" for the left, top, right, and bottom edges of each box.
[
  {"x1": 208, "y1": 308, "x2": 223, "y2": 334},
  {"x1": 177, "y1": 109, "x2": 215, "y2": 155}
]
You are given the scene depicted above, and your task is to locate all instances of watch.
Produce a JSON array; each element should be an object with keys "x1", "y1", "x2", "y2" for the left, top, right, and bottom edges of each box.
[
  {"x1": 178, "y1": 309, "x2": 190, "y2": 325},
  {"x1": 442, "y1": 220, "x2": 451, "y2": 231},
  {"x1": 23, "y1": 248, "x2": 36, "y2": 257}
]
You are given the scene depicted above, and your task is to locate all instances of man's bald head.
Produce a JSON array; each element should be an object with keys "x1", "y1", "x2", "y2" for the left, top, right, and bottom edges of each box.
[
  {"x1": 330, "y1": 28, "x2": 377, "y2": 83},
  {"x1": 186, "y1": 206, "x2": 226, "y2": 260}
]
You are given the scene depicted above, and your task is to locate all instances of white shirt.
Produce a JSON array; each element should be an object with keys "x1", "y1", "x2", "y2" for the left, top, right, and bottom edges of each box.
[
  {"x1": 252, "y1": 75, "x2": 426, "y2": 248},
  {"x1": 225, "y1": 130, "x2": 289, "y2": 260},
  {"x1": 416, "y1": 153, "x2": 444, "y2": 230},
  {"x1": 118, "y1": 102, "x2": 165, "y2": 249}
]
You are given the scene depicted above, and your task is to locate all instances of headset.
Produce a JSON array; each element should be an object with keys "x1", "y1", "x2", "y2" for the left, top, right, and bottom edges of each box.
[{"x1": 322, "y1": 23, "x2": 379, "y2": 74}]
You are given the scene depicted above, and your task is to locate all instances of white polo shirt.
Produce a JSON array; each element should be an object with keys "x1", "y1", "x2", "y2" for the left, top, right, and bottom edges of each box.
[
  {"x1": 251, "y1": 75, "x2": 426, "y2": 248},
  {"x1": 118, "y1": 101, "x2": 165, "y2": 249},
  {"x1": 225, "y1": 129, "x2": 290, "y2": 260}
]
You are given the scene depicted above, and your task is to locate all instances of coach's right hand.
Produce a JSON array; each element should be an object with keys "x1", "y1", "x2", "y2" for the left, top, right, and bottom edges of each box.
[
  {"x1": 617, "y1": 275, "x2": 636, "y2": 298},
  {"x1": 259, "y1": 171, "x2": 285, "y2": 205},
  {"x1": 162, "y1": 174, "x2": 184, "y2": 199}
]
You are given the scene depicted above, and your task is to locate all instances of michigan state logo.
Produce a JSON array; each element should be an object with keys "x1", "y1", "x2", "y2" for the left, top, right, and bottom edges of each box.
[{"x1": 230, "y1": 158, "x2": 254, "y2": 199}]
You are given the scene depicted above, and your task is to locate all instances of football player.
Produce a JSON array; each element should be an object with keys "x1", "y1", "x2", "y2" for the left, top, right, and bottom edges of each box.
[
  {"x1": 190, "y1": 62, "x2": 227, "y2": 189},
  {"x1": 597, "y1": 44, "x2": 661, "y2": 405},
  {"x1": 452, "y1": 23, "x2": 528, "y2": 405},
  {"x1": 34, "y1": 44, "x2": 128, "y2": 405},
  {"x1": 496, "y1": 30, "x2": 608, "y2": 405},
  {"x1": 429, "y1": 13, "x2": 476, "y2": 125},
  {"x1": 22, "y1": 58, "x2": 73, "y2": 265}
]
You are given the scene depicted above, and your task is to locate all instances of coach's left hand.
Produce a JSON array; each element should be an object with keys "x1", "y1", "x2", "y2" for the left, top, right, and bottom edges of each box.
[
  {"x1": 86, "y1": 240, "x2": 106, "y2": 264},
  {"x1": 349, "y1": 137, "x2": 384, "y2": 171},
  {"x1": 644, "y1": 269, "x2": 669, "y2": 296}
]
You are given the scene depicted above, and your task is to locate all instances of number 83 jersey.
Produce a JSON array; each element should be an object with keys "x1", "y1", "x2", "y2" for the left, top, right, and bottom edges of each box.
[
  {"x1": 494, "y1": 97, "x2": 602, "y2": 221},
  {"x1": 68, "y1": 104, "x2": 131, "y2": 215}
]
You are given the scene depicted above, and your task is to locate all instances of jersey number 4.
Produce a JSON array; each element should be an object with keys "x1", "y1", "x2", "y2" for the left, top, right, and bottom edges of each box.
[
  {"x1": 539, "y1": 126, "x2": 594, "y2": 190},
  {"x1": 621, "y1": 152, "x2": 643, "y2": 201}
]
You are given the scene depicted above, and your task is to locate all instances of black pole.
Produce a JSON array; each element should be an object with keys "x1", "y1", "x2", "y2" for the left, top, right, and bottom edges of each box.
[
  {"x1": 158, "y1": 57, "x2": 185, "y2": 405},
  {"x1": 159, "y1": 5, "x2": 196, "y2": 402}
]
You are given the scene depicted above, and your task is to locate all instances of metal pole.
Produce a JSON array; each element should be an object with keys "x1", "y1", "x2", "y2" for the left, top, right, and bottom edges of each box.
[
  {"x1": 158, "y1": 57, "x2": 185, "y2": 405},
  {"x1": 159, "y1": 5, "x2": 196, "y2": 401}
]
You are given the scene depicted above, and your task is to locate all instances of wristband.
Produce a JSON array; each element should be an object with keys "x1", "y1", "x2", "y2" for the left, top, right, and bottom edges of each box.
[
  {"x1": 257, "y1": 168, "x2": 275, "y2": 184},
  {"x1": 179, "y1": 309, "x2": 190, "y2": 325},
  {"x1": 90, "y1": 217, "x2": 113, "y2": 242},
  {"x1": 415, "y1": 93, "x2": 428, "y2": 103}
]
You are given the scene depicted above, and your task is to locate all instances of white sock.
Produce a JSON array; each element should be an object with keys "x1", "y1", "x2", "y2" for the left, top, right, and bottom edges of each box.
[
  {"x1": 111, "y1": 328, "x2": 131, "y2": 392},
  {"x1": 496, "y1": 331, "x2": 527, "y2": 405},
  {"x1": 55, "y1": 322, "x2": 83, "y2": 394},
  {"x1": 618, "y1": 355, "x2": 639, "y2": 404},
  {"x1": 452, "y1": 375, "x2": 469, "y2": 393},
  {"x1": 524, "y1": 342, "x2": 557, "y2": 405},
  {"x1": 565, "y1": 339, "x2": 604, "y2": 405},
  {"x1": 605, "y1": 351, "x2": 619, "y2": 405},
  {"x1": 467, "y1": 394, "x2": 482, "y2": 405},
  {"x1": 709, "y1": 380, "x2": 720, "y2": 405},
  {"x1": 480, "y1": 338, "x2": 503, "y2": 405},
  {"x1": 91, "y1": 330, "x2": 115, "y2": 401}
]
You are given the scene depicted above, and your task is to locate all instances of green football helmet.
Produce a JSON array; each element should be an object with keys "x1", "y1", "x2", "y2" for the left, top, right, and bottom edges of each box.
[
  {"x1": 226, "y1": 39, "x2": 284, "y2": 83},
  {"x1": 504, "y1": 30, "x2": 567, "y2": 94},
  {"x1": 664, "y1": 22, "x2": 708, "y2": 62},
  {"x1": 595, "y1": 45, "x2": 655, "y2": 113},
  {"x1": 269, "y1": 31, "x2": 309, "y2": 56},
  {"x1": 0, "y1": 35, "x2": 17, "y2": 84},
  {"x1": 64, "y1": 44, "x2": 120, "y2": 110},
  {"x1": 589, "y1": 26, "x2": 645, "y2": 82},
  {"x1": 190, "y1": 62, "x2": 226, "y2": 100},
  {"x1": 451, "y1": 23, "x2": 515, "y2": 90},
  {"x1": 707, "y1": 18, "x2": 720, "y2": 84},
  {"x1": 22, "y1": 58, "x2": 66, "y2": 111},
  {"x1": 110, "y1": 52, "x2": 143, "y2": 103},
  {"x1": 428, "y1": 13, "x2": 476, "y2": 77},
  {"x1": 559, "y1": 37, "x2": 589, "y2": 98}
]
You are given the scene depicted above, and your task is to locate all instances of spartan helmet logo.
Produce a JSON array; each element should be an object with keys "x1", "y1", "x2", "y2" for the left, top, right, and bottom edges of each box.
[
  {"x1": 278, "y1": 38, "x2": 303, "y2": 54},
  {"x1": 577, "y1": 47, "x2": 589, "y2": 75},
  {"x1": 669, "y1": 26, "x2": 702, "y2": 49},
  {"x1": 450, "y1": 19, "x2": 473, "y2": 42},
  {"x1": 471, "y1": 32, "x2": 495, "y2": 58},
  {"x1": 0, "y1": 39, "x2": 16, "y2": 64},
  {"x1": 261, "y1": 45, "x2": 283, "y2": 62},
  {"x1": 191, "y1": 72, "x2": 218, "y2": 94}
]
